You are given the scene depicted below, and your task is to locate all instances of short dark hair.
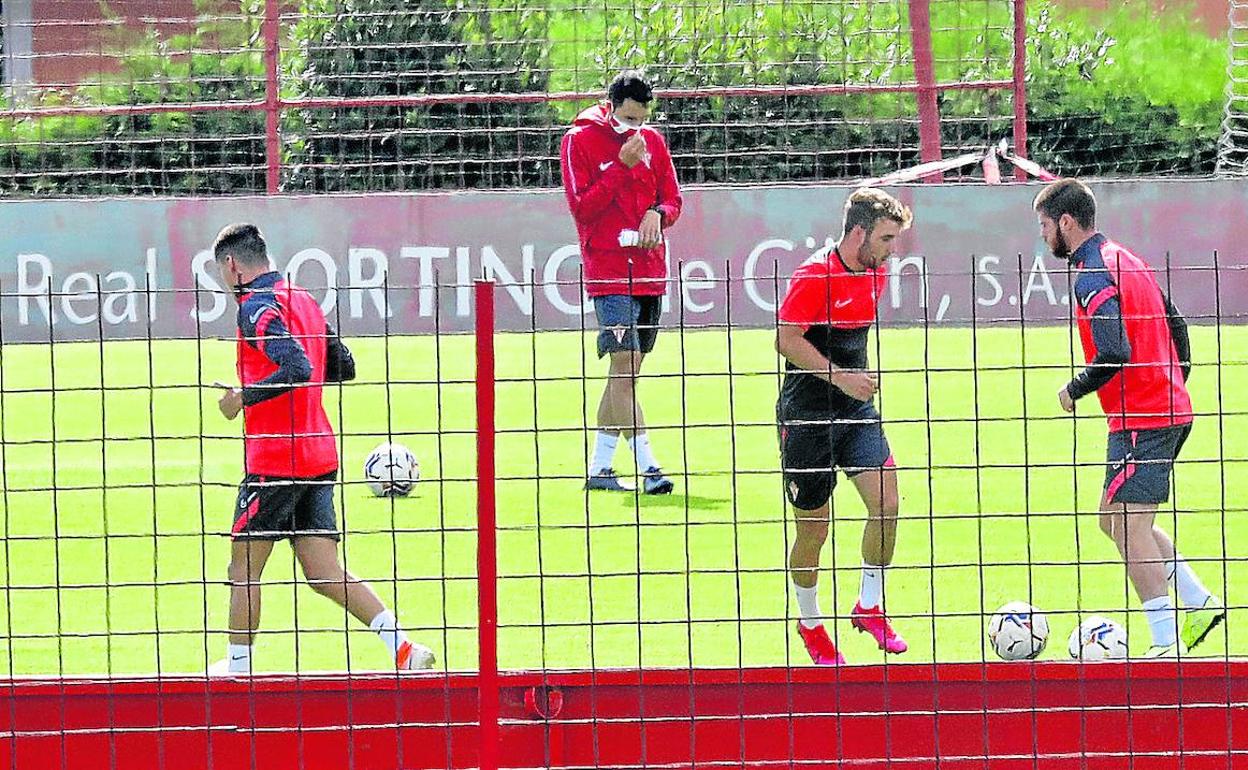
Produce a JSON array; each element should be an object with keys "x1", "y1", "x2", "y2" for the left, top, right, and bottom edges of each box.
[
  {"x1": 842, "y1": 187, "x2": 913, "y2": 237},
  {"x1": 212, "y1": 223, "x2": 268, "y2": 265},
  {"x1": 608, "y1": 70, "x2": 653, "y2": 107},
  {"x1": 1033, "y1": 179, "x2": 1096, "y2": 230}
]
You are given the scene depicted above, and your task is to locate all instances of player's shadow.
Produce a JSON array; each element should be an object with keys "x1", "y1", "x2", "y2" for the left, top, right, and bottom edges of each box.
[{"x1": 630, "y1": 492, "x2": 729, "y2": 511}]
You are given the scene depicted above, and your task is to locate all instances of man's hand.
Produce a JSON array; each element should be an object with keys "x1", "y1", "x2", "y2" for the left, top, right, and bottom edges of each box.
[
  {"x1": 1058, "y1": 386, "x2": 1075, "y2": 413},
  {"x1": 830, "y1": 369, "x2": 879, "y2": 401},
  {"x1": 216, "y1": 383, "x2": 244, "y2": 421},
  {"x1": 618, "y1": 133, "x2": 647, "y2": 168},
  {"x1": 638, "y1": 209, "x2": 662, "y2": 249}
]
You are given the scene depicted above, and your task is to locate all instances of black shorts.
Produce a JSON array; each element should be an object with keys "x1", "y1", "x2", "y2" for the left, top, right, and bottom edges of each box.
[
  {"x1": 232, "y1": 472, "x2": 340, "y2": 541},
  {"x1": 779, "y1": 403, "x2": 894, "y2": 511},
  {"x1": 594, "y1": 295, "x2": 662, "y2": 358},
  {"x1": 1104, "y1": 424, "x2": 1191, "y2": 505}
]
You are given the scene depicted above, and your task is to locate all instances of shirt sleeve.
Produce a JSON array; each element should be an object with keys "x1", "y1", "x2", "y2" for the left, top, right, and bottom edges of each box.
[
  {"x1": 778, "y1": 270, "x2": 829, "y2": 329},
  {"x1": 561, "y1": 130, "x2": 626, "y2": 224},
  {"x1": 238, "y1": 297, "x2": 313, "y2": 407},
  {"x1": 1163, "y1": 293, "x2": 1192, "y2": 382},
  {"x1": 1073, "y1": 269, "x2": 1118, "y2": 316},
  {"x1": 324, "y1": 324, "x2": 356, "y2": 384},
  {"x1": 1067, "y1": 272, "x2": 1132, "y2": 401},
  {"x1": 651, "y1": 136, "x2": 683, "y2": 228}
]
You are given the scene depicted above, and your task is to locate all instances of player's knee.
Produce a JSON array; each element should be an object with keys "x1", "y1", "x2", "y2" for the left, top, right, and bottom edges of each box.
[
  {"x1": 610, "y1": 372, "x2": 638, "y2": 393},
  {"x1": 304, "y1": 570, "x2": 343, "y2": 596},
  {"x1": 299, "y1": 556, "x2": 342, "y2": 586},
  {"x1": 609, "y1": 351, "x2": 643, "y2": 377},
  {"x1": 859, "y1": 489, "x2": 897, "y2": 522},
  {"x1": 795, "y1": 517, "x2": 829, "y2": 546},
  {"x1": 878, "y1": 494, "x2": 899, "y2": 521},
  {"x1": 1122, "y1": 509, "x2": 1156, "y2": 535},
  {"x1": 227, "y1": 559, "x2": 256, "y2": 586},
  {"x1": 1098, "y1": 513, "x2": 1126, "y2": 545}
]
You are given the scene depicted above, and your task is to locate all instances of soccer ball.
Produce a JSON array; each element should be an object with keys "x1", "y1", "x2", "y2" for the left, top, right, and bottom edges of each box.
[
  {"x1": 1067, "y1": 616, "x2": 1128, "y2": 661},
  {"x1": 988, "y1": 601, "x2": 1049, "y2": 661},
  {"x1": 363, "y1": 442, "x2": 419, "y2": 497}
]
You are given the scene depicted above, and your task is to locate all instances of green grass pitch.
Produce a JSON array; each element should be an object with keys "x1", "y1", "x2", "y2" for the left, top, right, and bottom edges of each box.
[{"x1": 0, "y1": 324, "x2": 1244, "y2": 676}]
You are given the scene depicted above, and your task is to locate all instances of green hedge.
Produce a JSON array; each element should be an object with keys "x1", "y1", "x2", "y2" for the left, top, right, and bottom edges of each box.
[
  {"x1": 0, "y1": 8, "x2": 269, "y2": 196},
  {"x1": 281, "y1": 0, "x2": 558, "y2": 191},
  {"x1": 0, "y1": 0, "x2": 1229, "y2": 195},
  {"x1": 1024, "y1": 4, "x2": 1224, "y2": 175}
]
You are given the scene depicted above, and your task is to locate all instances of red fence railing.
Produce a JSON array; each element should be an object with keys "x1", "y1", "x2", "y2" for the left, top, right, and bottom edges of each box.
[{"x1": 0, "y1": 0, "x2": 1029, "y2": 195}]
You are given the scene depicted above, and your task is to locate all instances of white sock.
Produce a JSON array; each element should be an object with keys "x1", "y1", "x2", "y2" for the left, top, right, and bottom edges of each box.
[
  {"x1": 1166, "y1": 555, "x2": 1213, "y2": 609},
  {"x1": 369, "y1": 610, "x2": 410, "y2": 659},
  {"x1": 227, "y1": 643, "x2": 252, "y2": 673},
  {"x1": 590, "y1": 431, "x2": 619, "y2": 475},
  {"x1": 628, "y1": 433, "x2": 661, "y2": 471},
  {"x1": 795, "y1": 583, "x2": 822, "y2": 629},
  {"x1": 1142, "y1": 596, "x2": 1179, "y2": 647},
  {"x1": 859, "y1": 564, "x2": 884, "y2": 610}
]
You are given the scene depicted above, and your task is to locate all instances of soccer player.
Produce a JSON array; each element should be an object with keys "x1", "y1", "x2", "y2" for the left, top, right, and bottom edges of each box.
[
  {"x1": 560, "y1": 70, "x2": 683, "y2": 494},
  {"x1": 207, "y1": 223, "x2": 434, "y2": 674},
  {"x1": 776, "y1": 188, "x2": 912, "y2": 665},
  {"x1": 1035, "y1": 179, "x2": 1224, "y2": 657}
]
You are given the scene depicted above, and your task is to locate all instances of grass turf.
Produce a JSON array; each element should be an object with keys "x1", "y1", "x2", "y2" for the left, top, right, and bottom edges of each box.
[{"x1": 0, "y1": 324, "x2": 1243, "y2": 675}]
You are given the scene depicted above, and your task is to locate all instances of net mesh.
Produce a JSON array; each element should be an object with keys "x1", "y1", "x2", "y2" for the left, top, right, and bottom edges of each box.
[
  {"x1": 1219, "y1": 0, "x2": 1248, "y2": 174},
  {"x1": 2, "y1": 1, "x2": 1232, "y2": 196},
  {"x1": 0, "y1": 3, "x2": 1245, "y2": 768},
  {"x1": 0, "y1": 183, "x2": 1245, "y2": 767},
  {"x1": 4, "y1": 0, "x2": 1010, "y2": 195},
  {"x1": 1028, "y1": 0, "x2": 1225, "y2": 177}
]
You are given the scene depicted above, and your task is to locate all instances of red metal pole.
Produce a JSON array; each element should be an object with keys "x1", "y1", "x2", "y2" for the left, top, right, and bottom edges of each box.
[
  {"x1": 263, "y1": 0, "x2": 281, "y2": 194},
  {"x1": 908, "y1": 0, "x2": 944, "y2": 182},
  {"x1": 1012, "y1": 0, "x2": 1031, "y2": 182},
  {"x1": 475, "y1": 280, "x2": 499, "y2": 770}
]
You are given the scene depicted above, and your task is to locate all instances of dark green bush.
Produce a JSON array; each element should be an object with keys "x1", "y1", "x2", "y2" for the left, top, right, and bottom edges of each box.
[
  {"x1": 1024, "y1": 4, "x2": 1223, "y2": 176},
  {"x1": 282, "y1": 0, "x2": 559, "y2": 191},
  {"x1": 0, "y1": 6, "x2": 269, "y2": 196},
  {"x1": 0, "y1": 0, "x2": 1229, "y2": 196}
]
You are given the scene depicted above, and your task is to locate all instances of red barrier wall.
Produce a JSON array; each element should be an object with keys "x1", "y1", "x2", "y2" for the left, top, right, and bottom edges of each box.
[{"x1": 2, "y1": 662, "x2": 1243, "y2": 769}]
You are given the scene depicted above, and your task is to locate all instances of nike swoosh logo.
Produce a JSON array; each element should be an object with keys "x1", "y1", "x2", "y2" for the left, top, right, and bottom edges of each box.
[
  {"x1": 248, "y1": 305, "x2": 269, "y2": 325},
  {"x1": 834, "y1": 298, "x2": 853, "y2": 309},
  {"x1": 1082, "y1": 291, "x2": 1097, "y2": 307},
  {"x1": 230, "y1": 655, "x2": 247, "y2": 661},
  {"x1": 599, "y1": 161, "x2": 613, "y2": 171}
]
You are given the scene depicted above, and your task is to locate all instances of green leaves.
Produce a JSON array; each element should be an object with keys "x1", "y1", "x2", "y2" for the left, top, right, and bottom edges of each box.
[
  {"x1": 1027, "y1": 4, "x2": 1223, "y2": 175},
  {"x1": 0, "y1": 0, "x2": 1230, "y2": 194}
]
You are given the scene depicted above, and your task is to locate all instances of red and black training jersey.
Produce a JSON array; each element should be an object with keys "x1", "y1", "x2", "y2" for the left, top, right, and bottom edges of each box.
[
  {"x1": 1069, "y1": 234, "x2": 1193, "y2": 432},
  {"x1": 776, "y1": 248, "x2": 887, "y2": 419},
  {"x1": 235, "y1": 272, "x2": 355, "y2": 478}
]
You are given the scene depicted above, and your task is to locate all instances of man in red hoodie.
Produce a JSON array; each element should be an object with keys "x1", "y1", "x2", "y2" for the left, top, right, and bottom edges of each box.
[{"x1": 561, "y1": 71, "x2": 683, "y2": 494}]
